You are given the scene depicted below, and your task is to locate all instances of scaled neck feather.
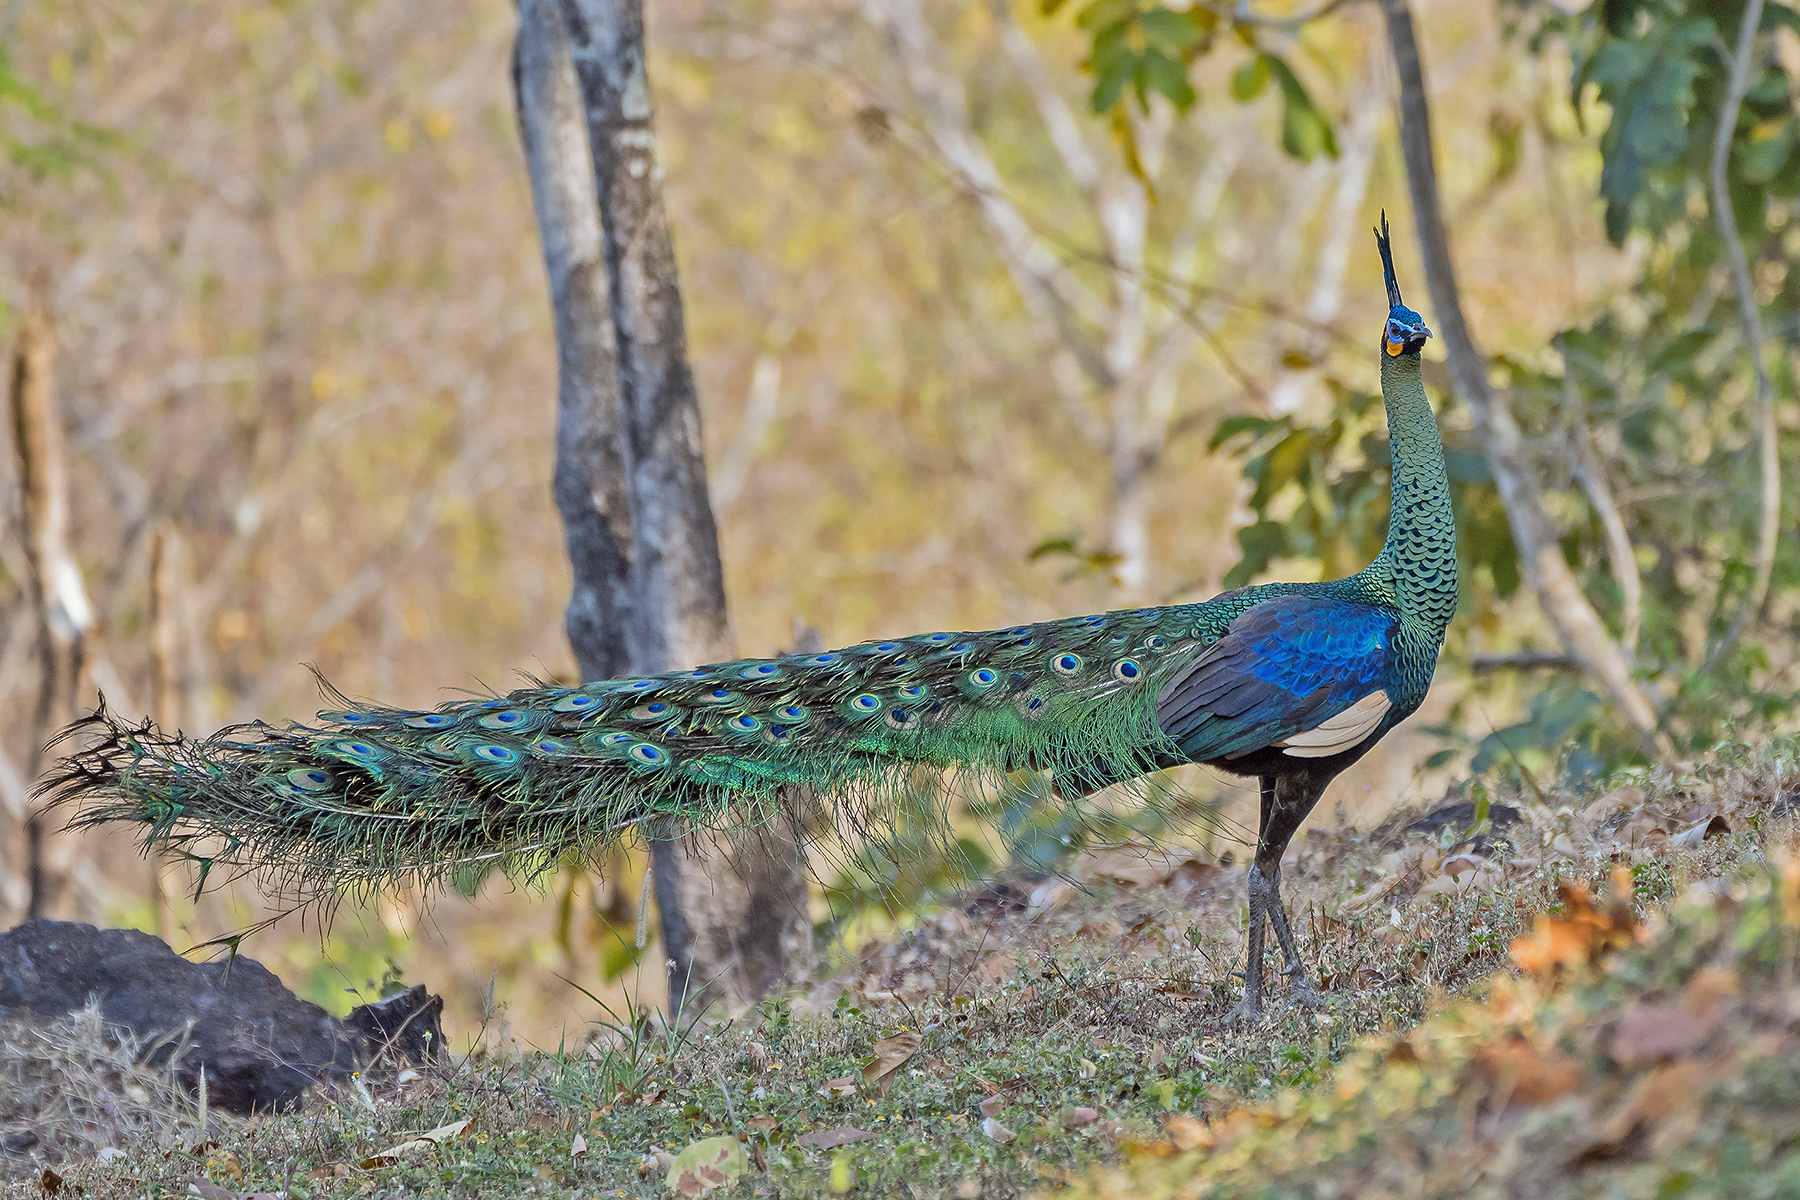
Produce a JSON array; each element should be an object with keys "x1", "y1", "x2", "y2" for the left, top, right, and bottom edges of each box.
[{"x1": 1370, "y1": 349, "x2": 1456, "y2": 639}]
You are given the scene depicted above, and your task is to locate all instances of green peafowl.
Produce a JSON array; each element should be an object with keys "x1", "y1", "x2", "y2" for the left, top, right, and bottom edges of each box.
[{"x1": 45, "y1": 216, "x2": 1451, "y2": 1023}]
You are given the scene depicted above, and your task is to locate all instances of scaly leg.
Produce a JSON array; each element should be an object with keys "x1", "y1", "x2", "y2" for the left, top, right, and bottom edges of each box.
[
  {"x1": 1264, "y1": 866, "x2": 1328, "y2": 1009},
  {"x1": 1223, "y1": 862, "x2": 1272, "y2": 1026}
]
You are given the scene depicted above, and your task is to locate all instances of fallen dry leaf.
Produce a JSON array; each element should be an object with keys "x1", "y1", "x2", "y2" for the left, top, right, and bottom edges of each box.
[
  {"x1": 1075, "y1": 842, "x2": 1220, "y2": 891},
  {"x1": 1510, "y1": 873, "x2": 1641, "y2": 974},
  {"x1": 639, "y1": 1148, "x2": 677, "y2": 1179},
  {"x1": 1610, "y1": 1001, "x2": 1723, "y2": 1064},
  {"x1": 1577, "y1": 1060, "x2": 1710, "y2": 1161},
  {"x1": 1581, "y1": 785, "x2": 1643, "y2": 826},
  {"x1": 977, "y1": 952, "x2": 1016, "y2": 982},
  {"x1": 361, "y1": 1118, "x2": 472, "y2": 1168},
  {"x1": 817, "y1": 1073, "x2": 858, "y2": 1098},
  {"x1": 571, "y1": 1134, "x2": 587, "y2": 1159},
  {"x1": 796, "y1": 1127, "x2": 878, "y2": 1151},
  {"x1": 745, "y1": 1115, "x2": 779, "y2": 1134},
  {"x1": 978, "y1": 1094, "x2": 1007, "y2": 1118},
  {"x1": 1461, "y1": 1032, "x2": 1585, "y2": 1109},
  {"x1": 980, "y1": 1116, "x2": 1016, "y2": 1142},
  {"x1": 666, "y1": 1136, "x2": 746, "y2": 1196},
  {"x1": 1669, "y1": 811, "x2": 1730, "y2": 849},
  {"x1": 1162, "y1": 1114, "x2": 1212, "y2": 1152},
  {"x1": 862, "y1": 1029, "x2": 923, "y2": 1094},
  {"x1": 1062, "y1": 1106, "x2": 1099, "y2": 1129}
]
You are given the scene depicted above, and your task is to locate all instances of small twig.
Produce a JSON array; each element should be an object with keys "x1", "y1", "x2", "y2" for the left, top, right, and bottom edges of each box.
[
  {"x1": 1707, "y1": 0, "x2": 1778, "y2": 667},
  {"x1": 1228, "y1": 0, "x2": 1359, "y2": 30},
  {"x1": 1476, "y1": 704, "x2": 1548, "y2": 809},
  {"x1": 1469, "y1": 652, "x2": 1579, "y2": 672},
  {"x1": 1555, "y1": 336, "x2": 1643, "y2": 657},
  {"x1": 712, "y1": 1064, "x2": 740, "y2": 1133}
]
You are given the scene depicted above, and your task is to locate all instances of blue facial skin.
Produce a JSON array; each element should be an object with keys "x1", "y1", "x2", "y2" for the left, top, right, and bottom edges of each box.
[{"x1": 1384, "y1": 304, "x2": 1432, "y2": 357}]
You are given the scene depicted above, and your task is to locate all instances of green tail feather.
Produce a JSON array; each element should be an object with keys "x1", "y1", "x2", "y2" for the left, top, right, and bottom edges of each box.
[{"x1": 44, "y1": 606, "x2": 1227, "y2": 899}]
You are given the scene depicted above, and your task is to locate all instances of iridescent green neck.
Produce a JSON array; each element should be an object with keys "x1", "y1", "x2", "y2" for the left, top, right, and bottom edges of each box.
[{"x1": 1370, "y1": 349, "x2": 1456, "y2": 637}]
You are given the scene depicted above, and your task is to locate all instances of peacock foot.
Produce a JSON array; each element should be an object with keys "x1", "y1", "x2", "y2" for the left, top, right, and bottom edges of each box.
[
  {"x1": 1284, "y1": 979, "x2": 1331, "y2": 1010},
  {"x1": 1222, "y1": 996, "x2": 1264, "y2": 1027}
]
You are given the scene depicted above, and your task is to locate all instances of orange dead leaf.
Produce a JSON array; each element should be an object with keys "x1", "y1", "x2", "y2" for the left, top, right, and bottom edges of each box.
[
  {"x1": 1161, "y1": 1114, "x2": 1213, "y2": 1152},
  {"x1": 1461, "y1": 1032, "x2": 1584, "y2": 1109},
  {"x1": 862, "y1": 1029, "x2": 923, "y2": 1094},
  {"x1": 1509, "y1": 875, "x2": 1641, "y2": 974},
  {"x1": 1576, "y1": 1060, "x2": 1709, "y2": 1162}
]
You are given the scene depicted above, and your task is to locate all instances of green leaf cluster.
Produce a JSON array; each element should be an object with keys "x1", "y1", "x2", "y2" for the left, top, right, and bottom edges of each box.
[{"x1": 1048, "y1": 0, "x2": 1338, "y2": 162}]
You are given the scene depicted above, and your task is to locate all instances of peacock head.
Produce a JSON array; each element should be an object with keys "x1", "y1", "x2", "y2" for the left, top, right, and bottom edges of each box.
[{"x1": 1374, "y1": 210, "x2": 1431, "y2": 358}]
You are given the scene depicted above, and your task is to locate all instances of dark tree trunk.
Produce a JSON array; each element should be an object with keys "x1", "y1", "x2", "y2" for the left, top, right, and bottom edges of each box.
[
  {"x1": 558, "y1": 0, "x2": 732, "y2": 675},
  {"x1": 515, "y1": 0, "x2": 636, "y2": 684},
  {"x1": 515, "y1": 0, "x2": 811, "y2": 1015}
]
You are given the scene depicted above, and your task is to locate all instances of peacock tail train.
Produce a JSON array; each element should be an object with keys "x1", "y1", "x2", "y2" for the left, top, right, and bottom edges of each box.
[
  {"x1": 48, "y1": 214, "x2": 1453, "y2": 910},
  {"x1": 45, "y1": 602, "x2": 1270, "y2": 898}
]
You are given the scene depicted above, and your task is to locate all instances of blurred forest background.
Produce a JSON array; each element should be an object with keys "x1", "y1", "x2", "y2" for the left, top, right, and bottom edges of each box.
[{"x1": 0, "y1": 0, "x2": 1794, "y2": 1045}]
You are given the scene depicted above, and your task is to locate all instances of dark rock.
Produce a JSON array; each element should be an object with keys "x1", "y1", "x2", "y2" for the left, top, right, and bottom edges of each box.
[
  {"x1": 342, "y1": 985, "x2": 444, "y2": 1065},
  {"x1": 1401, "y1": 800, "x2": 1521, "y2": 838},
  {"x1": 0, "y1": 921, "x2": 442, "y2": 1114},
  {"x1": 1374, "y1": 798, "x2": 1523, "y2": 856}
]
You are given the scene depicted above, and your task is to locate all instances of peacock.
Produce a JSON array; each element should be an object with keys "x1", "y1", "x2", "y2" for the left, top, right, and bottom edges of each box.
[{"x1": 44, "y1": 216, "x2": 1451, "y2": 1024}]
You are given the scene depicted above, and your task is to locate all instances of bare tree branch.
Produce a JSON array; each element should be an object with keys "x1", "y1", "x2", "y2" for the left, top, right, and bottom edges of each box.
[
  {"x1": 1556, "y1": 337, "x2": 1642, "y2": 655},
  {"x1": 867, "y1": 0, "x2": 1114, "y2": 388},
  {"x1": 1708, "y1": 0, "x2": 1779, "y2": 664},
  {"x1": 8, "y1": 290, "x2": 93, "y2": 917},
  {"x1": 988, "y1": 0, "x2": 1103, "y2": 203}
]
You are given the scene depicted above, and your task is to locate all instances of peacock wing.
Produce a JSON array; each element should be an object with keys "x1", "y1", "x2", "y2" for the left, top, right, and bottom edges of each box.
[{"x1": 1156, "y1": 595, "x2": 1397, "y2": 763}]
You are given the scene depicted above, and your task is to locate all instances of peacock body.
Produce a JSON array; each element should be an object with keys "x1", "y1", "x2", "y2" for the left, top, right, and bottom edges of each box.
[{"x1": 49, "y1": 217, "x2": 1452, "y2": 1021}]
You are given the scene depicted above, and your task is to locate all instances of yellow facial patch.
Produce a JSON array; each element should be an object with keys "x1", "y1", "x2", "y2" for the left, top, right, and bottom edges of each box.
[{"x1": 1385, "y1": 335, "x2": 1403, "y2": 356}]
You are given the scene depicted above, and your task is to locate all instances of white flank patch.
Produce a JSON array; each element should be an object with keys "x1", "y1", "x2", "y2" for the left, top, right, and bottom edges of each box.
[{"x1": 1280, "y1": 691, "x2": 1392, "y2": 758}]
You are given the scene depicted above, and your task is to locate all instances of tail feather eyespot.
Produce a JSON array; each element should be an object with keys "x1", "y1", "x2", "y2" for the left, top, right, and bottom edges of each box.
[
  {"x1": 552, "y1": 693, "x2": 600, "y2": 713},
  {"x1": 1050, "y1": 653, "x2": 1082, "y2": 676},
  {"x1": 285, "y1": 767, "x2": 335, "y2": 792},
  {"x1": 478, "y1": 711, "x2": 528, "y2": 731},
  {"x1": 403, "y1": 713, "x2": 455, "y2": 729},
  {"x1": 1112, "y1": 659, "x2": 1142, "y2": 683}
]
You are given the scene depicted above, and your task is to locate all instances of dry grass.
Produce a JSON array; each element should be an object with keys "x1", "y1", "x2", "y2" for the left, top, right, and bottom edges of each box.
[
  {"x1": 0, "y1": 1005, "x2": 214, "y2": 1182},
  {"x1": 1, "y1": 741, "x2": 1795, "y2": 1197}
]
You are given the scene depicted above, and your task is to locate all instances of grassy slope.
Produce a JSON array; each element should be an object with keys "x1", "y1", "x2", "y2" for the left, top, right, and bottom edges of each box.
[{"x1": 9, "y1": 741, "x2": 1799, "y2": 1199}]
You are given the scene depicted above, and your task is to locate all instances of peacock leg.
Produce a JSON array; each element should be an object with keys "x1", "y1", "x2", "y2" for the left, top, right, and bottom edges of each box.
[
  {"x1": 1223, "y1": 863, "x2": 1271, "y2": 1025},
  {"x1": 1264, "y1": 869, "x2": 1329, "y2": 1009}
]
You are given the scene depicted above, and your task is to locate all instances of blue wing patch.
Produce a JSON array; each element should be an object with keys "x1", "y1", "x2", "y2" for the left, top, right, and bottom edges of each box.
[{"x1": 1157, "y1": 595, "x2": 1396, "y2": 762}]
